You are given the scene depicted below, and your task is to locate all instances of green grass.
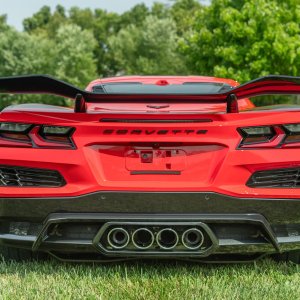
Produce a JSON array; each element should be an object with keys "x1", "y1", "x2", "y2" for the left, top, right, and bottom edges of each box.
[{"x1": 0, "y1": 258, "x2": 299, "y2": 299}]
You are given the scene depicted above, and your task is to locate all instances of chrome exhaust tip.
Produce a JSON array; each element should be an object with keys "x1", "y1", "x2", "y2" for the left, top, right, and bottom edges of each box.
[
  {"x1": 182, "y1": 228, "x2": 204, "y2": 250},
  {"x1": 132, "y1": 228, "x2": 154, "y2": 250},
  {"x1": 107, "y1": 227, "x2": 130, "y2": 249},
  {"x1": 156, "y1": 228, "x2": 179, "y2": 250}
]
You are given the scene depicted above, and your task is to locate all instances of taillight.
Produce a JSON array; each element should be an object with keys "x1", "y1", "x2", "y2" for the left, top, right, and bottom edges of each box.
[
  {"x1": 239, "y1": 126, "x2": 275, "y2": 145},
  {"x1": 0, "y1": 122, "x2": 75, "y2": 149},
  {"x1": 0, "y1": 123, "x2": 33, "y2": 147},
  {"x1": 282, "y1": 124, "x2": 300, "y2": 144},
  {"x1": 38, "y1": 126, "x2": 75, "y2": 148},
  {"x1": 0, "y1": 123, "x2": 32, "y2": 132},
  {"x1": 238, "y1": 125, "x2": 286, "y2": 148}
]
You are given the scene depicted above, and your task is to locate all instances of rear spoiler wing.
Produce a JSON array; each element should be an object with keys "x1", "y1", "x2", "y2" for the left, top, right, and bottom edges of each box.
[{"x1": 0, "y1": 74, "x2": 300, "y2": 113}]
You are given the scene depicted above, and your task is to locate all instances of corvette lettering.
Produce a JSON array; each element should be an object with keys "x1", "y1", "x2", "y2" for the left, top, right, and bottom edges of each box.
[{"x1": 102, "y1": 129, "x2": 207, "y2": 135}]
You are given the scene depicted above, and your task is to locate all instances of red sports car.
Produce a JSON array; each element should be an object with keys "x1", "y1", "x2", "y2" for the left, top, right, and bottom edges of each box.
[{"x1": 0, "y1": 74, "x2": 300, "y2": 263}]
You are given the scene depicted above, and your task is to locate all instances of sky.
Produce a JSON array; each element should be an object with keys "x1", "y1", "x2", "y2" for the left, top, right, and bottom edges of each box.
[{"x1": 0, "y1": 0, "x2": 208, "y2": 31}]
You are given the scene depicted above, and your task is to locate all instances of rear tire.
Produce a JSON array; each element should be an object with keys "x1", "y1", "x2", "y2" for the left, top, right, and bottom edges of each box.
[
  {"x1": 0, "y1": 245, "x2": 46, "y2": 262},
  {"x1": 273, "y1": 251, "x2": 300, "y2": 264}
]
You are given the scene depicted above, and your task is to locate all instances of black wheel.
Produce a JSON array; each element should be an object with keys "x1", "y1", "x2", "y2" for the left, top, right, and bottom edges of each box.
[
  {"x1": 0, "y1": 245, "x2": 46, "y2": 262},
  {"x1": 272, "y1": 251, "x2": 300, "y2": 264}
]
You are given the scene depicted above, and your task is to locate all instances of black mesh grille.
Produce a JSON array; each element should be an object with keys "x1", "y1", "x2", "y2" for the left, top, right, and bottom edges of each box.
[
  {"x1": 0, "y1": 166, "x2": 66, "y2": 187},
  {"x1": 247, "y1": 168, "x2": 300, "y2": 188}
]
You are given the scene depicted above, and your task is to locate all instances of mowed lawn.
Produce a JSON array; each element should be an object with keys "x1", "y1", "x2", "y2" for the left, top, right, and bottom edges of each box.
[{"x1": 0, "y1": 258, "x2": 299, "y2": 299}]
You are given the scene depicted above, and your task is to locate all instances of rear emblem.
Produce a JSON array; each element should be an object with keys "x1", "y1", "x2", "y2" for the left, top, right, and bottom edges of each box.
[
  {"x1": 147, "y1": 104, "x2": 170, "y2": 109},
  {"x1": 102, "y1": 129, "x2": 208, "y2": 135}
]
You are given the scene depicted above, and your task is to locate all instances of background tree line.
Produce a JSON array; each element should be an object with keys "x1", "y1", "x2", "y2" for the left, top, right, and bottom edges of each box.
[{"x1": 0, "y1": 0, "x2": 299, "y2": 108}]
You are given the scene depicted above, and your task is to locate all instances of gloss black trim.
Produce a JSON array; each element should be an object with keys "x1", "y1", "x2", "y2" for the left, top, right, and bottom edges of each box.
[
  {"x1": 0, "y1": 165, "x2": 66, "y2": 187},
  {"x1": 1, "y1": 191, "x2": 300, "y2": 263},
  {"x1": 1, "y1": 192, "x2": 300, "y2": 224},
  {"x1": 100, "y1": 118, "x2": 213, "y2": 123},
  {"x1": 130, "y1": 171, "x2": 181, "y2": 175},
  {"x1": 1, "y1": 211, "x2": 299, "y2": 263},
  {"x1": 2, "y1": 74, "x2": 300, "y2": 104},
  {"x1": 247, "y1": 167, "x2": 300, "y2": 188}
]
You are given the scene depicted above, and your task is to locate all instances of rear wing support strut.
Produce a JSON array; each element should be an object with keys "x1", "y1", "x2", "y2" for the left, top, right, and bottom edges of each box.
[
  {"x1": 226, "y1": 94, "x2": 239, "y2": 113},
  {"x1": 74, "y1": 94, "x2": 86, "y2": 113}
]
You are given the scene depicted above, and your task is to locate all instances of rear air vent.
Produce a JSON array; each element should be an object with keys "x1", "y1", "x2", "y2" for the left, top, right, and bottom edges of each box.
[
  {"x1": 100, "y1": 118, "x2": 212, "y2": 123},
  {"x1": 247, "y1": 168, "x2": 300, "y2": 188},
  {"x1": 0, "y1": 166, "x2": 66, "y2": 187}
]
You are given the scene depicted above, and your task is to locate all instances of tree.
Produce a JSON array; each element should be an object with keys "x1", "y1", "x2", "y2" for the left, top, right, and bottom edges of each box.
[
  {"x1": 118, "y1": 4, "x2": 150, "y2": 28},
  {"x1": 23, "y1": 5, "x2": 68, "y2": 38},
  {"x1": 150, "y1": 2, "x2": 170, "y2": 20},
  {"x1": 0, "y1": 25, "x2": 56, "y2": 107},
  {"x1": 53, "y1": 24, "x2": 97, "y2": 88},
  {"x1": 170, "y1": 0, "x2": 203, "y2": 36},
  {"x1": 23, "y1": 6, "x2": 52, "y2": 32},
  {"x1": 89, "y1": 9, "x2": 121, "y2": 76},
  {"x1": 0, "y1": 14, "x2": 7, "y2": 29},
  {"x1": 23, "y1": 6, "x2": 120, "y2": 76},
  {"x1": 0, "y1": 23, "x2": 97, "y2": 108},
  {"x1": 108, "y1": 15, "x2": 188, "y2": 75},
  {"x1": 181, "y1": 0, "x2": 300, "y2": 83},
  {"x1": 20, "y1": 2, "x2": 193, "y2": 77}
]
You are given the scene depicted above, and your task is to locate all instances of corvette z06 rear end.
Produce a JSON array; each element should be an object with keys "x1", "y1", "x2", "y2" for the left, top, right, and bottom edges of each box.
[{"x1": 0, "y1": 74, "x2": 300, "y2": 263}]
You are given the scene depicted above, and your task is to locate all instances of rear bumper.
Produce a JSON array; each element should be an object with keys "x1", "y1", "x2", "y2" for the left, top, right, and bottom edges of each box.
[{"x1": 1, "y1": 192, "x2": 300, "y2": 262}]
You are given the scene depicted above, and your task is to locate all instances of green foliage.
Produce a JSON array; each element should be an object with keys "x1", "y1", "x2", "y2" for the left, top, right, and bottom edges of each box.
[
  {"x1": 53, "y1": 24, "x2": 97, "y2": 87},
  {"x1": 181, "y1": 0, "x2": 300, "y2": 83},
  {"x1": 23, "y1": 5, "x2": 68, "y2": 38},
  {"x1": 0, "y1": 23, "x2": 97, "y2": 108},
  {"x1": 0, "y1": 28, "x2": 54, "y2": 76},
  {"x1": 170, "y1": 0, "x2": 203, "y2": 36},
  {"x1": 0, "y1": 25, "x2": 55, "y2": 107},
  {"x1": 23, "y1": 6, "x2": 52, "y2": 32},
  {"x1": 0, "y1": 15, "x2": 8, "y2": 29},
  {"x1": 108, "y1": 15, "x2": 187, "y2": 75},
  {"x1": 118, "y1": 3, "x2": 150, "y2": 28}
]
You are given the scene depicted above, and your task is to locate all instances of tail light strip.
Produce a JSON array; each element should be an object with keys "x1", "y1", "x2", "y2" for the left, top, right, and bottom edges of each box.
[
  {"x1": 238, "y1": 124, "x2": 300, "y2": 149},
  {"x1": 0, "y1": 123, "x2": 75, "y2": 149}
]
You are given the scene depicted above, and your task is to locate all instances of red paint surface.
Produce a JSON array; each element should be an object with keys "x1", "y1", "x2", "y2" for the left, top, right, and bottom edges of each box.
[{"x1": 1, "y1": 75, "x2": 300, "y2": 199}]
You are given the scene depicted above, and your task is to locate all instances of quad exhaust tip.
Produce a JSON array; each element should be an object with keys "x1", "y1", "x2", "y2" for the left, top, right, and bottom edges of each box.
[
  {"x1": 156, "y1": 228, "x2": 179, "y2": 250},
  {"x1": 107, "y1": 226, "x2": 205, "y2": 251},
  {"x1": 107, "y1": 227, "x2": 130, "y2": 249},
  {"x1": 132, "y1": 228, "x2": 155, "y2": 249},
  {"x1": 182, "y1": 228, "x2": 204, "y2": 250}
]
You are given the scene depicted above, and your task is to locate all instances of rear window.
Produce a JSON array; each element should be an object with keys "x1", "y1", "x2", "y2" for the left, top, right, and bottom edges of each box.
[{"x1": 92, "y1": 82, "x2": 233, "y2": 95}]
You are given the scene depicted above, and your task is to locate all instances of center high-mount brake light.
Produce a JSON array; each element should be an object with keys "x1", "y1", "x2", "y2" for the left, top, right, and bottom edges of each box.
[
  {"x1": 238, "y1": 124, "x2": 300, "y2": 149},
  {"x1": 0, "y1": 122, "x2": 75, "y2": 149}
]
